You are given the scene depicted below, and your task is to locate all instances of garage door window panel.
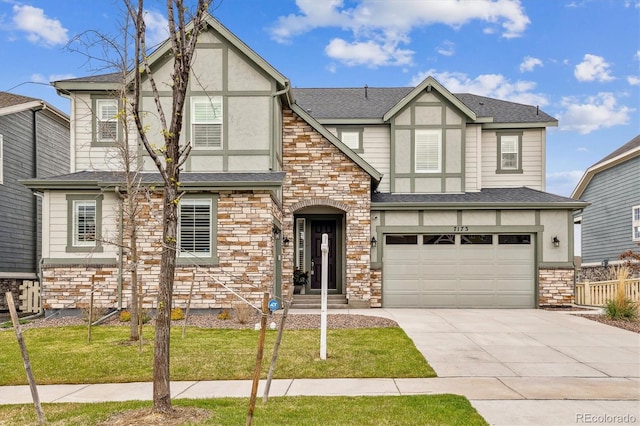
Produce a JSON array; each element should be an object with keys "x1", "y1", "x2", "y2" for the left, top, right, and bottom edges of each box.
[
  {"x1": 423, "y1": 234, "x2": 455, "y2": 245},
  {"x1": 498, "y1": 234, "x2": 531, "y2": 244},
  {"x1": 386, "y1": 235, "x2": 418, "y2": 245},
  {"x1": 461, "y1": 234, "x2": 493, "y2": 245}
]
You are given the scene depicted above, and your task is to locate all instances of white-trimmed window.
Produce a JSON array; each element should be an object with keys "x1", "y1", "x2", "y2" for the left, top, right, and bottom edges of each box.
[
  {"x1": 179, "y1": 199, "x2": 212, "y2": 257},
  {"x1": 73, "y1": 200, "x2": 97, "y2": 247},
  {"x1": 191, "y1": 97, "x2": 222, "y2": 148},
  {"x1": 415, "y1": 129, "x2": 441, "y2": 173},
  {"x1": 500, "y1": 135, "x2": 519, "y2": 170},
  {"x1": 633, "y1": 205, "x2": 640, "y2": 241},
  {"x1": 339, "y1": 130, "x2": 361, "y2": 151},
  {"x1": 0, "y1": 134, "x2": 3, "y2": 185},
  {"x1": 96, "y1": 99, "x2": 119, "y2": 142}
]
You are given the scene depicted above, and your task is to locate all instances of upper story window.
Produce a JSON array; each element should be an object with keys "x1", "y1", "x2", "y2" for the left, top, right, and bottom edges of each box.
[
  {"x1": 191, "y1": 97, "x2": 222, "y2": 149},
  {"x1": 337, "y1": 128, "x2": 363, "y2": 152},
  {"x1": 497, "y1": 132, "x2": 523, "y2": 173},
  {"x1": 66, "y1": 194, "x2": 103, "y2": 253},
  {"x1": 633, "y1": 205, "x2": 640, "y2": 241},
  {"x1": 415, "y1": 129, "x2": 441, "y2": 173},
  {"x1": 95, "y1": 99, "x2": 119, "y2": 143}
]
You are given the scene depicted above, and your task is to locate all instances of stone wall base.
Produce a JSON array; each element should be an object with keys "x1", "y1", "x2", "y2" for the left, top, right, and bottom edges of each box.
[{"x1": 539, "y1": 268, "x2": 575, "y2": 306}]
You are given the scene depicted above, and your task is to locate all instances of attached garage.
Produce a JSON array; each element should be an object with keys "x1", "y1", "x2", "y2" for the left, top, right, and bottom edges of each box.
[{"x1": 382, "y1": 234, "x2": 535, "y2": 308}]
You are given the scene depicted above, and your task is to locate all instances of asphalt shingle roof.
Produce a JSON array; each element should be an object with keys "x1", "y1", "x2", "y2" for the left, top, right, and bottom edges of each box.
[
  {"x1": 372, "y1": 187, "x2": 583, "y2": 206},
  {"x1": 0, "y1": 91, "x2": 40, "y2": 109},
  {"x1": 293, "y1": 88, "x2": 556, "y2": 123},
  {"x1": 591, "y1": 134, "x2": 640, "y2": 167}
]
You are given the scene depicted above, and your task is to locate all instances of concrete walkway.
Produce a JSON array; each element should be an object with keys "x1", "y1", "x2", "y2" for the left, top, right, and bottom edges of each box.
[{"x1": 1, "y1": 309, "x2": 639, "y2": 425}]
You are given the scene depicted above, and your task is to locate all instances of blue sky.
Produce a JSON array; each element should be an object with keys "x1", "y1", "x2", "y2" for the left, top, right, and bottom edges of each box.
[{"x1": 1, "y1": 0, "x2": 638, "y2": 196}]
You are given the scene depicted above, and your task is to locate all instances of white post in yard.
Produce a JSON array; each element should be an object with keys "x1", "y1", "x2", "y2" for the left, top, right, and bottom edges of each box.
[{"x1": 320, "y1": 233, "x2": 329, "y2": 360}]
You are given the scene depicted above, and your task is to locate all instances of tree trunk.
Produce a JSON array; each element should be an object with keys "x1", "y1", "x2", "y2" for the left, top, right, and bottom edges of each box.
[{"x1": 152, "y1": 184, "x2": 178, "y2": 413}]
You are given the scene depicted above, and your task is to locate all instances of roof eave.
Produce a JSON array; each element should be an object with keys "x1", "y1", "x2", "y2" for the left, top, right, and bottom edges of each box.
[
  {"x1": 371, "y1": 201, "x2": 589, "y2": 210},
  {"x1": 482, "y1": 121, "x2": 558, "y2": 129},
  {"x1": 571, "y1": 146, "x2": 640, "y2": 199}
]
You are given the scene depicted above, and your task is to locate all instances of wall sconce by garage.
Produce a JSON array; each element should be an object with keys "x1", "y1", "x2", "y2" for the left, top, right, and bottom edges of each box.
[
  {"x1": 283, "y1": 237, "x2": 290, "y2": 246},
  {"x1": 601, "y1": 259, "x2": 609, "y2": 268},
  {"x1": 552, "y1": 236, "x2": 560, "y2": 248},
  {"x1": 272, "y1": 227, "x2": 281, "y2": 238},
  {"x1": 370, "y1": 236, "x2": 377, "y2": 247}
]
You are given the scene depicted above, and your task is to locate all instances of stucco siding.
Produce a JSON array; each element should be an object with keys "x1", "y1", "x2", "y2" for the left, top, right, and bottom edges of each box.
[{"x1": 580, "y1": 157, "x2": 640, "y2": 264}]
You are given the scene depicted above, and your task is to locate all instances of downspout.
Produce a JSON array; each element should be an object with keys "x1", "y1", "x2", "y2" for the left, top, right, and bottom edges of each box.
[{"x1": 115, "y1": 186, "x2": 125, "y2": 311}]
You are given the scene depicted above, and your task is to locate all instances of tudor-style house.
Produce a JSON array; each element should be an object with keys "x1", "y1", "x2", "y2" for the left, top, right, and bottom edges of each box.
[{"x1": 24, "y1": 13, "x2": 585, "y2": 313}]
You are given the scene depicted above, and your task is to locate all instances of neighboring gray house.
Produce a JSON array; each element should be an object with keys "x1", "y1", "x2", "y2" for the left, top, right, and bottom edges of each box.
[
  {"x1": 25, "y1": 14, "x2": 585, "y2": 313},
  {"x1": 572, "y1": 135, "x2": 640, "y2": 270},
  {"x1": 0, "y1": 92, "x2": 70, "y2": 311}
]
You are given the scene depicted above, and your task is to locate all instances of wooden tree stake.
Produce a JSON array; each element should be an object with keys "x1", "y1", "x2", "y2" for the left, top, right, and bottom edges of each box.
[
  {"x1": 246, "y1": 292, "x2": 268, "y2": 426},
  {"x1": 263, "y1": 288, "x2": 294, "y2": 402},
  {"x1": 6, "y1": 292, "x2": 45, "y2": 425}
]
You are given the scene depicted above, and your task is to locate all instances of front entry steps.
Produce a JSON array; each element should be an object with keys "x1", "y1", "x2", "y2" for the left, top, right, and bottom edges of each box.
[{"x1": 290, "y1": 294, "x2": 349, "y2": 309}]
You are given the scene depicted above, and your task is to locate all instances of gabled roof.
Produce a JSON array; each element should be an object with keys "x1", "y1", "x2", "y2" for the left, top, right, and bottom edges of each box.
[
  {"x1": 0, "y1": 91, "x2": 69, "y2": 123},
  {"x1": 571, "y1": 134, "x2": 640, "y2": 199},
  {"x1": 373, "y1": 187, "x2": 587, "y2": 210},
  {"x1": 294, "y1": 77, "x2": 557, "y2": 128},
  {"x1": 21, "y1": 170, "x2": 286, "y2": 191},
  {"x1": 53, "y1": 12, "x2": 291, "y2": 102}
]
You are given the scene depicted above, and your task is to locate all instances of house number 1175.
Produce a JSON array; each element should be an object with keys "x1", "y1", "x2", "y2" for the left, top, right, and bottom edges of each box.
[{"x1": 453, "y1": 226, "x2": 468, "y2": 232}]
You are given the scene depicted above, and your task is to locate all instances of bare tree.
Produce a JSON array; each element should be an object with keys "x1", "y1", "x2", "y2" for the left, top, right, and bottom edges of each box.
[{"x1": 126, "y1": 0, "x2": 209, "y2": 413}]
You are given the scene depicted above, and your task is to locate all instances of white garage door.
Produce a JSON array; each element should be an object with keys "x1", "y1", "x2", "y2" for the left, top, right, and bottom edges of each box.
[{"x1": 383, "y1": 234, "x2": 535, "y2": 308}]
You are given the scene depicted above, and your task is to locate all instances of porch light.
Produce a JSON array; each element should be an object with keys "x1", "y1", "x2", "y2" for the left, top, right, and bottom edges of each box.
[
  {"x1": 272, "y1": 227, "x2": 281, "y2": 238},
  {"x1": 283, "y1": 237, "x2": 290, "y2": 246},
  {"x1": 601, "y1": 259, "x2": 609, "y2": 267},
  {"x1": 370, "y1": 236, "x2": 377, "y2": 247},
  {"x1": 552, "y1": 236, "x2": 560, "y2": 248}
]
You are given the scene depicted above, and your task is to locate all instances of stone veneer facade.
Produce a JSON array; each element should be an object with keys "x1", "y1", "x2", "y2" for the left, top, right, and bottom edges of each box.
[
  {"x1": 41, "y1": 190, "x2": 279, "y2": 311},
  {"x1": 538, "y1": 268, "x2": 575, "y2": 306},
  {"x1": 280, "y1": 109, "x2": 372, "y2": 307}
]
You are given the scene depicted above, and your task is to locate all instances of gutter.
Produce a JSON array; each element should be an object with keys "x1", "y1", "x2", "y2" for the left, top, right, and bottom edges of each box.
[{"x1": 114, "y1": 187, "x2": 125, "y2": 311}]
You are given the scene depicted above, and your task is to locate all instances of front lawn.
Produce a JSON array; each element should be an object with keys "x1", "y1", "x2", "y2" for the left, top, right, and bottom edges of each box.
[
  {"x1": 0, "y1": 326, "x2": 435, "y2": 385},
  {"x1": 0, "y1": 395, "x2": 488, "y2": 425}
]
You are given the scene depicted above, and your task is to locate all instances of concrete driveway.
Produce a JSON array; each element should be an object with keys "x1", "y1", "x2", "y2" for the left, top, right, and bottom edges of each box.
[{"x1": 375, "y1": 308, "x2": 640, "y2": 426}]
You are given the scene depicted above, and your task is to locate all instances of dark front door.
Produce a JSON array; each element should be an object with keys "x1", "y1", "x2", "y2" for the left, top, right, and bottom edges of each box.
[{"x1": 310, "y1": 220, "x2": 337, "y2": 291}]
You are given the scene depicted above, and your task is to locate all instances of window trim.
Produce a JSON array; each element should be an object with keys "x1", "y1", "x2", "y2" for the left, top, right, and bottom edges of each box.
[
  {"x1": 191, "y1": 96, "x2": 223, "y2": 150},
  {"x1": 496, "y1": 132, "x2": 523, "y2": 174},
  {"x1": 177, "y1": 194, "x2": 218, "y2": 264},
  {"x1": 415, "y1": 129, "x2": 442, "y2": 173},
  {"x1": 633, "y1": 205, "x2": 640, "y2": 242},
  {"x1": 91, "y1": 96, "x2": 121, "y2": 147},
  {"x1": 66, "y1": 194, "x2": 103, "y2": 253},
  {"x1": 337, "y1": 127, "x2": 364, "y2": 153}
]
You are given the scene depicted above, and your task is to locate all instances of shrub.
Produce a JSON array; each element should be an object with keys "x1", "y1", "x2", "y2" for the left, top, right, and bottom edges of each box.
[
  {"x1": 170, "y1": 307, "x2": 184, "y2": 321},
  {"x1": 119, "y1": 310, "x2": 131, "y2": 322},
  {"x1": 604, "y1": 266, "x2": 638, "y2": 321},
  {"x1": 81, "y1": 307, "x2": 108, "y2": 323},
  {"x1": 217, "y1": 309, "x2": 231, "y2": 320},
  {"x1": 234, "y1": 302, "x2": 253, "y2": 324}
]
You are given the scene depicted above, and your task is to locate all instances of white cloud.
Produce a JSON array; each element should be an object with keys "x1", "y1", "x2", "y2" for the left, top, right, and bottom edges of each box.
[
  {"x1": 557, "y1": 92, "x2": 633, "y2": 134},
  {"x1": 325, "y1": 38, "x2": 413, "y2": 67},
  {"x1": 31, "y1": 73, "x2": 76, "y2": 84},
  {"x1": 574, "y1": 54, "x2": 615, "y2": 82},
  {"x1": 409, "y1": 69, "x2": 549, "y2": 107},
  {"x1": 12, "y1": 4, "x2": 68, "y2": 47},
  {"x1": 628, "y1": 75, "x2": 640, "y2": 86},
  {"x1": 270, "y1": 0, "x2": 530, "y2": 66},
  {"x1": 436, "y1": 40, "x2": 455, "y2": 57},
  {"x1": 519, "y1": 56, "x2": 542, "y2": 72},
  {"x1": 546, "y1": 170, "x2": 585, "y2": 197},
  {"x1": 144, "y1": 9, "x2": 169, "y2": 48}
]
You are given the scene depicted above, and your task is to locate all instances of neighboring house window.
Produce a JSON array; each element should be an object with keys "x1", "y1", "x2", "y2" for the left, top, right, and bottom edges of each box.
[
  {"x1": 95, "y1": 99, "x2": 119, "y2": 143},
  {"x1": 337, "y1": 128, "x2": 363, "y2": 152},
  {"x1": 191, "y1": 97, "x2": 222, "y2": 148},
  {"x1": 497, "y1": 133, "x2": 523, "y2": 173},
  {"x1": 66, "y1": 194, "x2": 103, "y2": 252},
  {"x1": 633, "y1": 205, "x2": 640, "y2": 241},
  {"x1": 415, "y1": 129, "x2": 441, "y2": 173},
  {"x1": 178, "y1": 196, "x2": 218, "y2": 263},
  {"x1": 0, "y1": 134, "x2": 3, "y2": 185}
]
